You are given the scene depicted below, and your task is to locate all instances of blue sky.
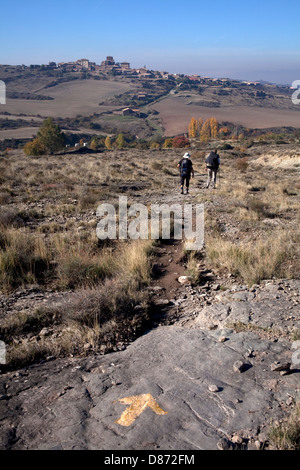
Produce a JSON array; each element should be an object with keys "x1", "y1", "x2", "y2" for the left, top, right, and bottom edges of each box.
[{"x1": 1, "y1": 0, "x2": 300, "y2": 84}]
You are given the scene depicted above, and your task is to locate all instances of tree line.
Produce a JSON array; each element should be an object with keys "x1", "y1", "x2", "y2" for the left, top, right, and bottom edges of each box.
[
  {"x1": 21, "y1": 115, "x2": 299, "y2": 156},
  {"x1": 188, "y1": 117, "x2": 230, "y2": 142},
  {"x1": 22, "y1": 116, "x2": 192, "y2": 155}
]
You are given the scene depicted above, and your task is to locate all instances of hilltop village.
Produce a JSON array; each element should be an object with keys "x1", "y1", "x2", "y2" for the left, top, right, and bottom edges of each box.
[{"x1": 17, "y1": 55, "x2": 265, "y2": 86}]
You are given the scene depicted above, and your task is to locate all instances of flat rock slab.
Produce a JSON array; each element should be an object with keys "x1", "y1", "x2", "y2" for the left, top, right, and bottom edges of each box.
[
  {"x1": 193, "y1": 280, "x2": 300, "y2": 337},
  {"x1": 0, "y1": 326, "x2": 299, "y2": 450}
]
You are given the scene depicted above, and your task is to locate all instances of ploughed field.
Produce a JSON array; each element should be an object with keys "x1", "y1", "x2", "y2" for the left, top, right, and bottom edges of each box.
[{"x1": 151, "y1": 95, "x2": 300, "y2": 136}]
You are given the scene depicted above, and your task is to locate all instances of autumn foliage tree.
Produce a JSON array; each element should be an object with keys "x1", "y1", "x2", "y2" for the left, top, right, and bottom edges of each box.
[
  {"x1": 150, "y1": 141, "x2": 160, "y2": 149},
  {"x1": 115, "y1": 133, "x2": 125, "y2": 149},
  {"x1": 89, "y1": 138, "x2": 98, "y2": 150},
  {"x1": 188, "y1": 116, "x2": 220, "y2": 142},
  {"x1": 105, "y1": 136, "x2": 112, "y2": 149},
  {"x1": 90, "y1": 137, "x2": 105, "y2": 150},
  {"x1": 198, "y1": 118, "x2": 203, "y2": 135},
  {"x1": 163, "y1": 138, "x2": 173, "y2": 148},
  {"x1": 200, "y1": 118, "x2": 211, "y2": 142},
  {"x1": 24, "y1": 138, "x2": 46, "y2": 156},
  {"x1": 218, "y1": 127, "x2": 229, "y2": 138},
  {"x1": 188, "y1": 117, "x2": 198, "y2": 138},
  {"x1": 209, "y1": 117, "x2": 219, "y2": 139},
  {"x1": 172, "y1": 135, "x2": 190, "y2": 148}
]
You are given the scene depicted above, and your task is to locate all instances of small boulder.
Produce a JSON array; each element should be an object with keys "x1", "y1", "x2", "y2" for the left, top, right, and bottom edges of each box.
[
  {"x1": 233, "y1": 360, "x2": 249, "y2": 373},
  {"x1": 178, "y1": 276, "x2": 192, "y2": 285},
  {"x1": 270, "y1": 361, "x2": 291, "y2": 372},
  {"x1": 218, "y1": 336, "x2": 227, "y2": 343}
]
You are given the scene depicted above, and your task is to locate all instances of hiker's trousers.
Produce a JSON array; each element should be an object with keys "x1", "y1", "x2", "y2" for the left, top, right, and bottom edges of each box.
[
  {"x1": 206, "y1": 168, "x2": 218, "y2": 188},
  {"x1": 181, "y1": 175, "x2": 190, "y2": 188}
]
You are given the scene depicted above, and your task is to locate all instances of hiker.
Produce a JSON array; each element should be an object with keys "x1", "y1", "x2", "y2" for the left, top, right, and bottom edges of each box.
[
  {"x1": 177, "y1": 152, "x2": 194, "y2": 194},
  {"x1": 205, "y1": 149, "x2": 220, "y2": 188}
]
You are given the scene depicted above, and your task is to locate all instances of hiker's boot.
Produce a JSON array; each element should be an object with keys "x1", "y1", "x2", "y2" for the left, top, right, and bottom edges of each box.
[
  {"x1": 180, "y1": 188, "x2": 184, "y2": 194},
  {"x1": 186, "y1": 188, "x2": 189, "y2": 194}
]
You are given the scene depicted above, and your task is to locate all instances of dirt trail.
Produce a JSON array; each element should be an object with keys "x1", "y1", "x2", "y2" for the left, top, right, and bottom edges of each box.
[
  {"x1": 147, "y1": 172, "x2": 210, "y2": 326},
  {"x1": 149, "y1": 239, "x2": 186, "y2": 324},
  {"x1": 152, "y1": 239, "x2": 185, "y2": 293}
]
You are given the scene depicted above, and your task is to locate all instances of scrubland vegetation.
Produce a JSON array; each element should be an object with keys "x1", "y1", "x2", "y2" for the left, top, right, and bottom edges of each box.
[
  {"x1": 205, "y1": 167, "x2": 300, "y2": 285},
  {"x1": 0, "y1": 149, "x2": 165, "y2": 367},
  {"x1": 0, "y1": 137, "x2": 299, "y2": 373}
]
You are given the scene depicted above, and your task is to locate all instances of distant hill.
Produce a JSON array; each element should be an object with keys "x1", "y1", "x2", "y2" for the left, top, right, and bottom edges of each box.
[{"x1": 0, "y1": 64, "x2": 299, "y2": 143}]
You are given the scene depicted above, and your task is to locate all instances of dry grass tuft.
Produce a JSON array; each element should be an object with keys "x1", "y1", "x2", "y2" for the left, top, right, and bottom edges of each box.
[
  {"x1": 206, "y1": 228, "x2": 299, "y2": 286},
  {"x1": 2, "y1": 239, "x2": 155, "y2": 369},
  {"x1": 0, "y1": 228, "x2": 51, "y2": 291},
  {"x1": 268, "y1": 404, "x2": 300, "y2": 450},
  {"x1": 5, "y1": 278, "x2": 151, "y2": 370}
]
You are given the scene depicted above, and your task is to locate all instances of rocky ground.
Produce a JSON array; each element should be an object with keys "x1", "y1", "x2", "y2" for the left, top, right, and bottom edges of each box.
[
  {"x1": 0, "y1": 278, "x2": 299, "y2": 450},
  {"x1": 0, "y1": 148, "x2": 299, "y2": 450}
]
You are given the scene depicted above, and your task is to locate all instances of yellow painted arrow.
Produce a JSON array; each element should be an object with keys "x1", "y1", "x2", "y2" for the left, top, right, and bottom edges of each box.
[{"x1": 115, "y1": 393, "x2": 168, "y2": 426}]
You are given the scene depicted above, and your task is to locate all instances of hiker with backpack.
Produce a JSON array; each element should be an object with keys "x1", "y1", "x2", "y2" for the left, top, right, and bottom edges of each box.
[
  {"x1": 205, "y1": 149, "x2": 220, "y2": 189},
  {"x1": 177, "y1": 152, "x2": 194, "y2": 194}
]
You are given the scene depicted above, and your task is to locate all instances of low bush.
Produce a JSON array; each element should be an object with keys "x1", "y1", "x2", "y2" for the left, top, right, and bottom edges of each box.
[{"x1": 236, "y1": 157, "x2": 249, "y2": 172}]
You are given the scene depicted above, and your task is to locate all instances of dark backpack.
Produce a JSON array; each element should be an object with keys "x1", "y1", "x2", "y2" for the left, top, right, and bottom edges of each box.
[
  {"x1": 180, "y1": 158, "x2": 189, "y2": 176},
  {"x1": 206, "y1": 152, "x2": 219, "y2": 170}
]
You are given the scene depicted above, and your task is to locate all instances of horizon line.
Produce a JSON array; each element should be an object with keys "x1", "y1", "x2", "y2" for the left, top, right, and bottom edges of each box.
[{"x1": 0, "y1": 60, "x2": 293, "y2": 87}]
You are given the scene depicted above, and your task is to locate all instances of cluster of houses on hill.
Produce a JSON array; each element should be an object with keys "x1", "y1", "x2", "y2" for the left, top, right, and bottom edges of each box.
[
  {"x1": 55, "y1": 56, "x2": 175, "y2": 80},
  {"x1": 57, "y1": 56, "x2": 131, "y2": 74},
  {"x1": 54, "y1": 58, "x2": 262, "y2": 87},
  {"x1": 20, "y1": 57, "x2": 267, "y2": 93}
]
